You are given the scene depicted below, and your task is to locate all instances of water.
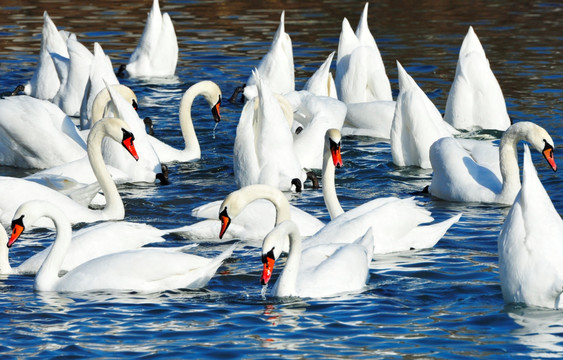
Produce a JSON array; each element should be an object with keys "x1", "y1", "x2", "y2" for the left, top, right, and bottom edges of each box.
[{"x1": 0, "y1": 0, "x2": 562, "y2": 358}]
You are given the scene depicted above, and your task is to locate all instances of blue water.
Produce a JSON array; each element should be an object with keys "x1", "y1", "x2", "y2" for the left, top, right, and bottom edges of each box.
[{"x1": 0, "y1": 0, "x2": 562, "y2": 358}]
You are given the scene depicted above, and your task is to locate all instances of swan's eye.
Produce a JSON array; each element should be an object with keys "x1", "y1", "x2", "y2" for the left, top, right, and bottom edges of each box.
[{"x1": 261, "y1": 248, "x2": 276, "y2": 263}]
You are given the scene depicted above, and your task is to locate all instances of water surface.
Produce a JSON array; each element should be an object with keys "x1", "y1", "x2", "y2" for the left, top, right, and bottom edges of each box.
[{"x1": 0, "y1": 0, "x2": 561, "y2": 358}]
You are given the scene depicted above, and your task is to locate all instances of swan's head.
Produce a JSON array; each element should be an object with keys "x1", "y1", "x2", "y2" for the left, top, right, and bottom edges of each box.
[
  {"x1": 260, "y1": 221, "x2": 298, "y2": 285},
  {"x1": 96, "y1": 117, "x2": 139, "y2": 162},
  {"x1": 7, "y1": 200, "x2": 64, "y2": 248},
  {"x1": 326, "y1": 128, "x2": 343, "y2": 168},
  {"x1": 516, "y1": 122, "x2": 557, "y2": 172}
]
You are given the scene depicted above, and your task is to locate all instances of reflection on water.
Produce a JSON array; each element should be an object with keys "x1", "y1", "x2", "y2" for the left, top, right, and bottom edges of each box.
[{"x1": 0, "y1": 0, "x2": 561, "y2": 358}]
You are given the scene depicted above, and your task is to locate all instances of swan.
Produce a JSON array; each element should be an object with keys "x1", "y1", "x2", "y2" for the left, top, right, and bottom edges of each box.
[
  {"x1": 444, "y1": 26, "x2": 511, "y2": 131},
  {"x1": 24, "y1": 11, "x2": 69, "y2": 101},
  {"x1": 0, "y1": 95, "x2": 87, "y2": 169},
  {"x1": 498, "y1": 145, "x2": 563, "y2": 309},
  {"x1": 79, "y1": 42, "x2": 120, "y2": 130},
  {"x1": 0, "y1": 215, "x2": 173, "y2": 275},
  {"x1": 303, "y1": 128, "x2": 462, "y2": 255},
  {"x1": 284, "y1": 90, "x2": 347, "y2": 169},
  {"x1": 428, "y1": 121, "x2": 557, "y2": 204},
  {"x1": 260, "y1": 220, "x2": 373, "y2": 298},
  {"x1": 335, "y1": 4, "x2": 392, "y2": 103},
  {"x1": 176, "y1": 191, "x2": 324, "y2": 242},
  {"x1": 97, "y1": 83, "x2": 165, "y2": 183},
  {"x1": 303, "y1": 52, "x2": 337, "y2": 99},
  {"x1": 390, "y1": 61, "x2": 458, "y2": 169},
  {"x1": 147, "y1": 80, "x2": 222, "y2": 163},
  {"x1": 0, "y1": 116, "x2": 139, "y2": 228},
  {"x1": 52, "y1": 35, "x2": 94, "y2": 117},
  {"x1": 218, "y1": 184, "x2": 310, "y2": 241},
  {"x1": 242, "y1": 11, "x2": 294, "y2": 100},
  {"x1": 8, "y1": 200, "x2": 234, "y2": 293},
  {"x1": 234, "y1": 70, "x2": 306, "y2": 191},
  {"x1": 119, "y1": 0, "x2": 178, "y2": 78},
  {"x1": 24, "y1": 85, "x2": 142, "y2": 190}
]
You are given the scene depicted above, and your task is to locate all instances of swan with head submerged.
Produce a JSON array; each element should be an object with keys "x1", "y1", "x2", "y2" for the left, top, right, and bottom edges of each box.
[
  {"x1": 0, "y1": 95, "x2": 87, "y2": 169},
  {"x1": 119, "y1": 0, "x2": 178, "y2": 78},
  {"x1": 0, "y1": 116, "x2": 138, "y2": 228},
  {"x1": 147, "y1": 80, "x2": 222, "y2": 163},
  {"x1": 390, "y1": 61, "x2": 459, "y2": 169},
  {"x1": 498, "y1": 145, "x2": 563, "y2": 309},
  {"x1": 241, "y1": 11, "x2": 294, "y2": 100},
  {"x1": 444, "y1": 26, "x2": 510, "y2": 131},
  {"x1": 234, "y1": 70, "x2": 306, "y2": 191},
  {"x1": 335, "y1": 4, "x2": 392, "y2": 103},
  {"x1": 8, "y1": 200, "x2": 234, "y2": 292},
  {"x1": 428, "y1": 121, "x2": 557, "y2": 204},
  {"x1": 260, "y1": 220, "x2": 373, "y2": 298},
  {"x1": 52, "y1": 35, "x2": 94, "y2": 117},
  {"x1": 0, "y1": 215, "x2": 173, "y2": 275},
  {"x1": 23, "y1": 11, "x2": 69, "y2": 101}
]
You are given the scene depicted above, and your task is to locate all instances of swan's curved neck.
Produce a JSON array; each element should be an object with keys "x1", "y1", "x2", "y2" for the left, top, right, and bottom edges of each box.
[
  {"x1": 87, "y1": 122, "x2": 124, "y2": 220},
  {"x1": 178, "y1": 83, "x2": 213, "y2": 157},
  {"x1": 275, "y1": 223, "x2": 301, "y2": 296},
  {"x1": 322, "y1": 142, "x2": 344, "y2": 219},
  {"x1": 498, "y1": 125, "x2": 527, "y2": 201},
  {"x1": 233, "y1": 185, "x2": 292, "y2": 225},
  {"x1": 35, "y1": 208, "x2": 72, "y2": 291}
]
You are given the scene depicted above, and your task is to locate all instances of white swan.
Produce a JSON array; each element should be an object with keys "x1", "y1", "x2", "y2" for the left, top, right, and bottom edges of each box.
[
  {"x1": 335, "y1": 4, "x2": 392, "y2": 103},
  {"x1": 148, "y1": 80, "x2": 222, "y2": 163},
  {"x1": 24, "y1": 85, "x2": 142, "y2": 191},
  {"x1": 390, "y1": 61, "x2": 458, "y2": 169},
  {"x1": 121, "y1": 0, "x2": 178, "y2": 78},
  {"x1": 176, "y1": 192, "x2": 324, "y2": 242},
  {"x1": 284, "y1": 90, "x2": 347, "y2": 170},
  {"x1": 243, "y1": 11, "x2": 294, "y2": 100},
  {"x1": 498, "y1": 145, "x2": 563, "y2": 309},
  {"x1": 99, "y1": 83, "x2": 165, "y2": 183},
  {"x1": 0, "y1": 95, "x2": 87, "y2": 169},
  {"x1": 444, "y1": 26, "x2": 511, "y2": 131},
  {"x1": 52, "y1": 35, "x2": 94, "y2": 117},
  {"x1": 218, "y1": 184, "x2": 314, "y2": 241},
  {"x1": 260, "y1": 220, "x2": 373, "y2": 298},
  {"x1": 79, "y1": 42, "x2": 120, "y2": 130},
  {"x1": 234, "y1": 70, "x2": 306, "y2": 191},
  {"x1": 0, "y1": 215, "x2": 172, "y2": 275},
  {"x1": 24, "y1": 11, "x2": 69, "y2": 101},
  {"x1": 428, "y1": 121, "x2": 557, "y2": 204},
  {"x1": 303, "y1": 52, "x2": 337, "y2": 99},
  {"x1": 303, "y1": 129, "x2": 462, "y2": 255},
  {"x1": 8, "y1": 200, "x2": 234, "y2": 293},
  {"x1": 0, "y1": 116, "x2": 139, "y2": 228}
]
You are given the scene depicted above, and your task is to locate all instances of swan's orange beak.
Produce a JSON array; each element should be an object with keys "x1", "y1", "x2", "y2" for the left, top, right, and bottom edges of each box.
[
  {"x1": 121, "y1": 129, "x2": 139, "y2": 161},
  {"x1": 212, "y1": 96, "x2": 221, "y2": 123},
  {"x1": 219, "y1": 208, "x2": 231, "y2": 239},
  {"x1": 543, "y1": 143, "x2": 557, "y2": 172},
  {"x1": 330, "y1": 139, "x2": 343, "y2": 168},
  {"x1": 261, "y1": 253, "x2": 276, "y2": 285},
  {"x1": 8, "y1": 215, "x2": 25, "y2": 248}
]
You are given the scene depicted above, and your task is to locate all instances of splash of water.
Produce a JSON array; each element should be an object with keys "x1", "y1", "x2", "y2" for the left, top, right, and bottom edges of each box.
[
  {"x1": 260, "y1": 285, "x2": 268, "y2": 299},
  {"x1": 212, "y1": 122, "x2": 218, "y2": 139}
]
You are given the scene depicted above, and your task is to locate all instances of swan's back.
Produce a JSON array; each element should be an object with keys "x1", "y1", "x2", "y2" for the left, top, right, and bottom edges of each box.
[{"x1": 444, "y1": 27, "x2": 510, "y2": 131}]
